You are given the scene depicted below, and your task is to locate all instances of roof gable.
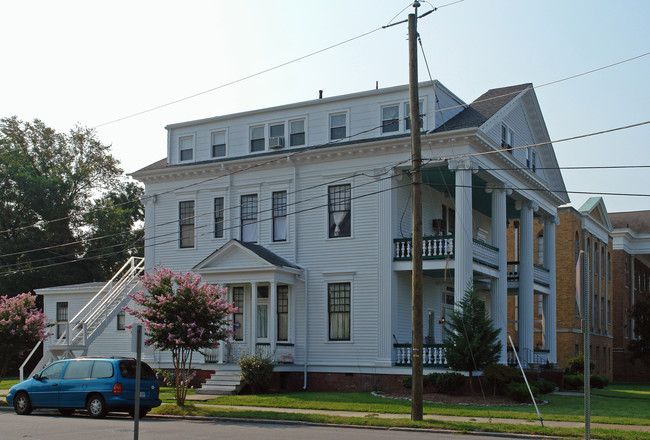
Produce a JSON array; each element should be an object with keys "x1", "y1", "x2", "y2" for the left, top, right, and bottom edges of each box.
[
  {"x1": 579, "y1": 197, "x2": 613, "y2": 231},
  {"x1": 193, "y1": 239, "x2": 300, "y2": 272}
]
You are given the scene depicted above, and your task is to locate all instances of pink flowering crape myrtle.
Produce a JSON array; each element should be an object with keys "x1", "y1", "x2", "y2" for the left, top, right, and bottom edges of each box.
[
  {"x1": 124, "y1": 267, "x2": 237, "y2": 406},
  {"x1": 0, "y1": 293, "x2": 49, "y2": 382}
]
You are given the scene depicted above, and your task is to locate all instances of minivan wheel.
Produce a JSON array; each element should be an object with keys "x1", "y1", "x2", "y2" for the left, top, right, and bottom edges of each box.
[
  {"x1": 86, "y1": 394, "x2": 107, "y2": 418},
  {"x1": 14, "y1": 392, "x2": 33, "y2": 415}
]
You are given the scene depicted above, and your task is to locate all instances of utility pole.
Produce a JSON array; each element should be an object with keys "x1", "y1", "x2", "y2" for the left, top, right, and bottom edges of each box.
[{"x1": 408, "y1": 1, "x2": 423, "y2": 422}]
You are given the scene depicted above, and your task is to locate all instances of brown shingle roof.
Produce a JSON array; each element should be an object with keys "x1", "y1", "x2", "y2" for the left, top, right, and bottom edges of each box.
[{"x1": 610, "y1": 211, "x2": 650, "y2": 233}]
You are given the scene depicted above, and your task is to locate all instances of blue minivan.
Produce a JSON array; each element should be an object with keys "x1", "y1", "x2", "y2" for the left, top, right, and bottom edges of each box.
[{"x1": 6, "y1": 357, "x2": 161, "y2": 418}]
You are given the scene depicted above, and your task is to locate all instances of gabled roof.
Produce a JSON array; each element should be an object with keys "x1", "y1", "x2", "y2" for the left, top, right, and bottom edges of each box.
[
  {"x1": 193, "y1": 239, "x2": 300, "y2": 272},
  {"x1": 578, "y1": 197, "x2": 613, "y2": 231},
  {"x1": 432, "y1": 83, "x2": 532, "y2": 133}
]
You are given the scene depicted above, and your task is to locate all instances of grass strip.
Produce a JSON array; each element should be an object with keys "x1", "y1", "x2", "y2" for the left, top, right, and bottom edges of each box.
[{"x1": 151, "y1": 403, "x2": 650, "y2": 440}]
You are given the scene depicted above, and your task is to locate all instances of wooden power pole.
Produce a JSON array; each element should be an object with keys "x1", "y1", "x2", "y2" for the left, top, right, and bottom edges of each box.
[{"x1": 408, "y1": 2, "x2": 423, "y2": 422}]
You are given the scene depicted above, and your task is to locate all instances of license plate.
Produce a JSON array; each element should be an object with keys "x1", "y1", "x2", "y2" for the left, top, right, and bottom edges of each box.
[{"x1": 140, "y1": 392, "x2": 146, "y2": 398}]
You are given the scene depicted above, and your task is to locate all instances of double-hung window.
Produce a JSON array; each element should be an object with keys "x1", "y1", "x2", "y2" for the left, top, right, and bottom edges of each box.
[
  {"x1": 269, "y1": 123, "x2": 285, "y2": 148},
  {"x1": 117, "y1": 310, "x2": 126, "y2": 330},
  {"x1": 404, "y1": 101, "x2": 424, "y2": 131},
  {"x1": 277, "y1": 285, "x2": 289, "y2": 341},
  {"x1": 179, "y1": 136, "x2": 193, "y2": 161},
  {"x1": 289, "y1": 119, "x2": 305, "y2": 146},
  {"x1": 328, "y1": 184, "x2": 351, "y2": 238},
  {"x1": 56, "y1": 302, "x2": 68, "y2": 339},
  {"x1": 272, "y1": 191, "x2": 287, "y2": 242},
  {"x1": 179, "y1": 200, "x2": 195, "y2": 248},
  {"x1": 232, "y1": 287, "x2": 244, "y2": 341},
  {"x1": 241, "y1": 194, "x2": 258, "y2": 243},
  {"x1": 329, "y1": 113, "x2": 347, "y2": 140},
  {"x1": 328, "y1": 283, "x2": 351, "y2": 341},
  {"x1": 214, "y1": 197, "x2": 224, "y2": 238},
  {"x1": 211, "y1": 132, "x2": 226, "y2": 158},
  {"x1": 501, "y1": 124, "x2": 514, "y2": 153},
  {"x1": 381, "y1": 105, "x2": 399, "y2": 133},
  {"x1": 250, "y1": 126, "x2": 265, "y2": 152}
]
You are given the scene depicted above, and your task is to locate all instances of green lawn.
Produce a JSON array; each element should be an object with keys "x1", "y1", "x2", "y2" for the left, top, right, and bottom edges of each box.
[
  {"x1": 200, "y1": 385, "x2": 650, "y2": 426},
  {"x1": 0, "y1": 379, "x2": 20, "y2": 389}
]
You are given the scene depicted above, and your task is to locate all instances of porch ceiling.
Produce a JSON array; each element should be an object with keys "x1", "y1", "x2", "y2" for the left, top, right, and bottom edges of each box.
[{"x1": 420, "y1": 166, "x2": 519, "y2": 219}]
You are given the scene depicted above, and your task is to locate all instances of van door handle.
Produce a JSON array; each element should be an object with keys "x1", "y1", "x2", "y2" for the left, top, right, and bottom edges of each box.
[{"x1": 52, "y1": 384, "x2": 58, "y2": 387}]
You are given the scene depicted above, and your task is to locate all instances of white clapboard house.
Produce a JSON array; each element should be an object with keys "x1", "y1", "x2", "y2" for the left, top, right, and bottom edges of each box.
[{"x1": 29, "y1": 81, "x2": 569, "y2": 391}]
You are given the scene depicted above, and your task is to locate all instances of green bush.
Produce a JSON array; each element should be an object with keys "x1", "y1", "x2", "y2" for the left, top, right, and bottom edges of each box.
[
  {"x1": 434, "y1": 372, "x2": 467, "y2": 394},
  {"x1": 401, "y1": 375, "x2": 412, "y2": 389},
  {"x1": 482, "y1": 364, "x2": 520, "y2": 395},
  {"x1": 238, "y1": 351, "x2": 275, "y2": 393},
  {"x1": 566, "y1": 354, "x2": 596, "y2": 374},
  {"x1": 531, "y1": 379, "x2": 555, "y2": 394},
  {"x1": 507, "y1": 382, "x2": 539, "y2": 402},
  {"x1": 564, "y1": 374, "x2": 584, "y2": 390},
  {"x1": 401, "y1": 374, "x2": 437, "y2": 390},
  {"x1": 590, "y1": 375, "x2": 610, "y2": 389}
]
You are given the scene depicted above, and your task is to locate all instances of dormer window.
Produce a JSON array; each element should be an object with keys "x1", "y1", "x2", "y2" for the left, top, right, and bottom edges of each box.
[
  {"x1": 329, "y1": 113, "x2": 347, "y2": 140},
  {"x1": 250, "y1": 126, "x2": 265, "y2": 152},
  {"x1": 179, "y1": 136, "x2": 193, "y2": 161},
  {"x1": 501, "y1": 124, "x2": 514, "y2": 153},
  {"x1": 381, "y1": 105, "x2": 399, "y2": 133},
  {"x1": 289, "y1": 119, "x2": 305, "y2": 146},
  {"x1": 211, "y1": 132, "x2": 226, "y2": 158}
]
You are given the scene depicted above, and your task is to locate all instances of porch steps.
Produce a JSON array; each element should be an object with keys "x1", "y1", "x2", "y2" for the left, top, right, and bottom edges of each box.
[{"x1": 196, "y1": 366, "x2": 243, "y2": 395}]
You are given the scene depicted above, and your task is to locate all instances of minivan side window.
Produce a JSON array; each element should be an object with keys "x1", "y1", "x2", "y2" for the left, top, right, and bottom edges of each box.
[
  {"x1": 90, "y1": 361, "x2": 114, "y2": 379},
  {"x1": 63, "y1": 360, "x2": 93, "y2": 380},
  {"x1": 119, "y1": 361, "x2": 156, "y2": 380},
  {"x1": 40, "y1": 362, "x2": 65, "y2": 380}
]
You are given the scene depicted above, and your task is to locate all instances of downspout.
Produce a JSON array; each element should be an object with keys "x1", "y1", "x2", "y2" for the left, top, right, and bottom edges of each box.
[
  {"x1": 289, "y1": 155, "x2": 309, "y2": 390},
  {"x1": 303, "y1": 268, "x2": 309, "y2": 390}
]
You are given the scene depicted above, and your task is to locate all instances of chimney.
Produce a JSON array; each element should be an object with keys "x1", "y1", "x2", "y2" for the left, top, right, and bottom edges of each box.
[{"x1": 319, "y1": 90, "x2": 323, "y2": 99}]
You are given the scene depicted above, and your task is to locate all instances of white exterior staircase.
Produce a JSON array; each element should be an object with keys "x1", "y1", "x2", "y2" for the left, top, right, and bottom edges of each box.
[
  {"x1": 20, "y1": 257, "x2": 145, "y2": 380},
  {"x1": 196, "y1": 365, "x2": 243, "y2": 395}
]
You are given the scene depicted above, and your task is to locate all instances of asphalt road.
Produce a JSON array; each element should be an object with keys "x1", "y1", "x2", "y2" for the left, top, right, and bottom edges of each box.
[{"x1": 0, "y1": 410, "x2": 531, "y2": 440}]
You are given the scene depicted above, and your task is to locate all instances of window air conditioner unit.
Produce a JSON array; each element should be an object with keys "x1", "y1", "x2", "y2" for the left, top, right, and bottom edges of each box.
[{"x1": 269, "y1": 136, "x2": 285, "y2": 149}]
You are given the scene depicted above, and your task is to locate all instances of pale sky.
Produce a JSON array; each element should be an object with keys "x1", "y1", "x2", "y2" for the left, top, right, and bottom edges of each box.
[{"x1": 1, "y1": 0, "x2": 649, "y2": 213}]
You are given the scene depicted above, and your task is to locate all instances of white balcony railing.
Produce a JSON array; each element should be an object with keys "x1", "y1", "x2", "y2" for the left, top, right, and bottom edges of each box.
[
  {"x1": 394, "y1": 344, "x2": 447, "y2": 367},
  {"x1": 394, "y1": 235, "x2": 454, "y2": 260}
]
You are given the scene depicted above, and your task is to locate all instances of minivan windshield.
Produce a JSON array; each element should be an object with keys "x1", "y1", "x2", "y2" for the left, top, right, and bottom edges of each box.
[{"x1": 118, "y1": 361, "x2": 157, "y2": 380}]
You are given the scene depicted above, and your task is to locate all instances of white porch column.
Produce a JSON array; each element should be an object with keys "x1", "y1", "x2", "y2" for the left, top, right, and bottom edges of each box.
[
  {"x1": 543, "y1": 216, "x2": 558, "y2": 363},
  {"x1": 250, "y1": 282, "x2": 257, "y2": 354},
  {"x1": 517, "y1": 200, "x2": 537, "y2": 363},
  {"x1": 449, "y1": 159, "x2": 477, "y2": 304},
  {"x1": 270, "y1": 281, "x2": 277, "y2": 353},
  {"x1": 487, "y1": 183, "x2": 510, "y2": 364}
]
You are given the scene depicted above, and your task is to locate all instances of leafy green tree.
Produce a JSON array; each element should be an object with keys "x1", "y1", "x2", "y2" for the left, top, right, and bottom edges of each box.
[
  {"x1": 443, "y1": 286, "x2": 502, "y2": 393},
  {"x1": 0, "y1": 116, "x2": 142, "y2": 295},
  {"x1": 628, "y1": 295, "x2": 650, "y2": 366}
]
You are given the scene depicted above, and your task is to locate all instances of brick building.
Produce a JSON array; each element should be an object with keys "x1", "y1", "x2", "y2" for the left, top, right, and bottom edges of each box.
[{"x1": 610, "y1": 210, "x2": 650, "y2": 382}]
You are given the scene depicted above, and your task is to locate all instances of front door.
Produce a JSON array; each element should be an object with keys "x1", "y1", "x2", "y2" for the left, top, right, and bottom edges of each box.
[{"x1": 256, "y1": 286, "x2": 269, "y2": 343}]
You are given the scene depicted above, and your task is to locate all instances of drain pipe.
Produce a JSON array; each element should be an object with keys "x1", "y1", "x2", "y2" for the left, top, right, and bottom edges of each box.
[{"x1": 302, "y1": 267, "x2": 309, "y2": 390}]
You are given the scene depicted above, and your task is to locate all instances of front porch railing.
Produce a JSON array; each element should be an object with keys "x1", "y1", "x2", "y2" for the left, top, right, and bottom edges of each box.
[
  {"x1": 472, "y1": 239, "x2": 499, "y2": 268},
  {"x1": 394, "y1": 235, "x2": 454, "y2": 260},
  {"x1": 394, "y1": 343, "x2": 447, "y2": 367}
]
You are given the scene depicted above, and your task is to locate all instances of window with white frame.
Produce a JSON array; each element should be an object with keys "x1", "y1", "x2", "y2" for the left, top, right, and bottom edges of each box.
[
  {"x1": 289, "y1": 119, "x2": 305, "y2": 146},
  {"x1": 328, "y1": 184, "x2": 351, "y2": 238},
  {"x1": 277, "y1": 285, "x2": 289, "y2": 341},
  {"x1": 269, "y1": 123, "x2": 285, "y2": 148},
  {"x1": 501, "y1": 124, "x2": 514, "y2": 153},
  {"x1": 272, "y1": 191, "x2": 287, "y2": 242},
  {"x1": 211, "y1": 131, "x2": 226, "y2": 158},
  {"x1": 381, "y1": 105, "x2": 399, "y2": 133},
  {"x1": 241, "y1": 194, "x2": 258, "y2": 243},
  {"x1": 527, "y1": 149, "x2": 537, "y2": 172},
  {"x1": 328, "y1": 282, "x2": 350, "y2": 341},
  {"x1": 179, "y1": 200, "x2": 195, "y2": 248},
  {"x1": 329, "y1": 113, "x2": 347, "y2": 140},
  {"x1": 56, "y1": 301, "x2": 68, "y2": 339},
  {"x1": 179, "y1": 136, "x2": 193, "y2": 161},
  {"x1": 250, "y1": 126, "x2": 265, "y2": 152},
  {"x1": 232, "y1": 286, "x2": 244, "y2": 341},
  {"x1": 214, "y1": 197, "x2": 224, "y2": 238},
  {"x1": 404, "y1": 101, "x2": 424, "y2": 131}
]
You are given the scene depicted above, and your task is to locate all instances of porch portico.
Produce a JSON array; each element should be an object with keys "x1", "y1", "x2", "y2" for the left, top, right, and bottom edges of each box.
[{"x1": 193, "y1": 239, "x2": 302, "y2": 365}]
